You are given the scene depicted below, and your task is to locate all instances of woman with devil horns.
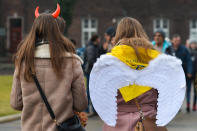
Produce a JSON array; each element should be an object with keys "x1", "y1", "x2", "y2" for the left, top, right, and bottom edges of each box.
[{"x1": 10, "y1": 4, "x2": 88, "y2": 131}]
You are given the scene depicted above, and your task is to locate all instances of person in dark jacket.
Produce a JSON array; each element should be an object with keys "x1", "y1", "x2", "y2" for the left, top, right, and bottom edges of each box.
[
  {"x1": 84, "y1": 34, "x2": 101, "y2": 114},
  {"x1": 188, "y1": 41, "x2": 197, "y2": 111},
  {"x1": 166, "y1": 34, "x2": 193, "y2": 112},
  {"x1": 84, "y1": 35, "x2": 101, "y2": 75}
]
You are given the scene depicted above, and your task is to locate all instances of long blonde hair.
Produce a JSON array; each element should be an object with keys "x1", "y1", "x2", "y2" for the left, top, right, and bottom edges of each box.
[{"x1": 114, "y1": 17, "x2": 154, "y2": 62}]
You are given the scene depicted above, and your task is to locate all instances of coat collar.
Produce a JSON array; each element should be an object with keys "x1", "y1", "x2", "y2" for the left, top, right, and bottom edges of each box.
[
  {"x1": 34, "y1": 44, "x2": 83, "y2": 64},
  {"x1": 35, "y1": 44, "x2": 51, "y2": 58}
]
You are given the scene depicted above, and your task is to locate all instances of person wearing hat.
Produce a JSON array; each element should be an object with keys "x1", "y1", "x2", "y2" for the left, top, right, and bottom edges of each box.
[
  {"x1": 102, "y1": 27, "x2": 116, "y2": 54},
  {"x1": 152, "y1": 30, "x2": 171, "y2": 53}
]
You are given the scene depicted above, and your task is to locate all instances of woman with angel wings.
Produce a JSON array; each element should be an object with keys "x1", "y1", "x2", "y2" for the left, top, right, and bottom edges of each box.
[{"x1": 89, "y1": 17, "x2": 186, "y2": 131}]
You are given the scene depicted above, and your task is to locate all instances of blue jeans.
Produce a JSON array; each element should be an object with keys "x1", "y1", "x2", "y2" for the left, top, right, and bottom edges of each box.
[
  {"x1": 186, "y1": 77, "x2": 192, "y2": 104},
  {"x1": 85, "y1": 74, "x2": 96, "y2": 113},
  {"x1": 186, "y1": 77, "x2": 197, "y2": 106},
  {"x1": 193, "y1": 79, "x2": 197, "y2": 105}
]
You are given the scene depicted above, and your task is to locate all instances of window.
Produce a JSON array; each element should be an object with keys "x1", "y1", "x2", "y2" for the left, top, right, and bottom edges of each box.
[
  {"x1": 191, "y1": 19, "x2": 196, "y2": 29},
  {"x1": 153, "y1": 18, "x2": 170, "y2": 38},
  {"x1": 84, "y1": 19, "x2": 89, "y2": 28},
  {"x1": 91, "y1": 19, "x2": 96, "y2": 28},
  {"x1": 81, "y1": 18, "x2": 98, "y2": 47},
  {"x1": 84, "y1": 32, "x2": 89, "y2": 44},
  {"x1": 189, "y1": 19, "x2": 197, "y2": 40},
  {"x1": 156, "y1": 19, "x2": 160, "y2": 28}
]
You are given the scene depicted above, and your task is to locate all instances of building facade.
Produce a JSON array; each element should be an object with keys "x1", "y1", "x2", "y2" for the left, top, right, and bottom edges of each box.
[
  {"x1": 1, "y1": 0, "x2": 197, "y2": 55},
  {"x1": 68, "y1": 0, "x2": 197, "y2": 47},
  {"x1": 0, "y1": 0, "x2": 55, "y2": 55}
]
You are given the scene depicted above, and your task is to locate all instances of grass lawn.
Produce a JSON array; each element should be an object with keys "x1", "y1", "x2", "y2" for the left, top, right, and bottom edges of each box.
[
  {"x1": 0, "y1": 75, "x2": 20, "y2": 117},
  {"x1": 0, "y1": 75, "x2": 87, "y2": 117}
]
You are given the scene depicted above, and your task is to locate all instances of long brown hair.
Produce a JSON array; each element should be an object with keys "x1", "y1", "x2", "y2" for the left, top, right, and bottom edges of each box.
[
  {"x1": 114, "y1": 17, "x2": 154, "y2": 63},
  {"x1": 56, "y1": 16, "x2": 66, "y2": 33},
  {"x1": 14, "y1": 13, "x2": 75, "y2": 82}
]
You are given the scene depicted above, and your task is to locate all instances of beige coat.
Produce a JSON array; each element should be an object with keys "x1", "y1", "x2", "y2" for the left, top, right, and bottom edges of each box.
[{"x1": 10, "y1": 44, "x2": 88, "y2": 131}]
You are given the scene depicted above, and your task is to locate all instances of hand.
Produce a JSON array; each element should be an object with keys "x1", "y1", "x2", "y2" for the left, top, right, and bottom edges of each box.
[
  {"x1": 74, "y1": 112, "x2": 88, "y2": 127},
  {"x1": 103, "y1": 42, "x2": 108, "y2": 50},
  {"x1": 187, "y1": 73, "x2": 192, "y2": 78}
]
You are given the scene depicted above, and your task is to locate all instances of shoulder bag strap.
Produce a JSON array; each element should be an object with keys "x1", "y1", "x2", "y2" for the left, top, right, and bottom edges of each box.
[
  {"x1": 134, "y1": 99, "x2": 144, "y2": 120},
  {"x1": 32, "y1": 74, "x2": 59, "y2": 125},
  {"x1": 134, "y1": 99, "x2": 146, "y2": 131}
]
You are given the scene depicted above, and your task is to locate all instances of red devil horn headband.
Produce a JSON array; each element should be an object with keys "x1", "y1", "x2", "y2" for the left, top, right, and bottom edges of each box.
[
  {"x1": 52, "y1": 4, "x2": 61, "y2": 18},
  {"x1": 35, "y1": 3, "x2": 60, "y2": 18}
]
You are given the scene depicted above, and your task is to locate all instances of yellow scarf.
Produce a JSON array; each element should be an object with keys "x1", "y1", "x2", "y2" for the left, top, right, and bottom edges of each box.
[{"x1": 108, "y1": 45, "x2": 160, "y2": 102}]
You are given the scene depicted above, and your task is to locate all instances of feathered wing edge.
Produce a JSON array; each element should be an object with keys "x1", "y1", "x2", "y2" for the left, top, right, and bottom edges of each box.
[
  {"x1": 135, "y1": 54, "x2": 186, "y2": 126},
  {"x1": 89, "y1": 54, "x2": 186, "y2": 127}
]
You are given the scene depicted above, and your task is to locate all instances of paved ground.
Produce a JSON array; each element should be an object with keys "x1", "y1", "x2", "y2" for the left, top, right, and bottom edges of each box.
[
  {"x1": 2, "y1": 90, "x2": 197, "y2": 131},
  {"x1": 0, "y1": 120, "x2": 21, "y2": 131},
  {"x1": 0, "y1": 91, "x2": 197, "y2": 131},
  {"x1": 0, "y1": 56, "x2": 14, "y2": 75},
  {"x1": 0, "y1": 110, "x2": 197, "y2": 131},
  {"x1": 0, "y1": 63, "x2": 14, "y2": 75}
]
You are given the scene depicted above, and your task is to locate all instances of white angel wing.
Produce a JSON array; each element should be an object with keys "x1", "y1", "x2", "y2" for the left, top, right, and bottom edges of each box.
[
  {"x1": 89, "y1": 54, "x2": 186, "y2": 127},
  {"x1": 135, "y1": 54, "x2": 186, "y2": 126},
  {"x1": 89, "y1": 55, "x2": 136, "y2": 126}
]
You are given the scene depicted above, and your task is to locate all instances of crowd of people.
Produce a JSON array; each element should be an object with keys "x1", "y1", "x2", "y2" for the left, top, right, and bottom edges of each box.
[
  {"x1": 82, "y1": 28, "x2": 197, "y2": 114},
  {"x1": 152, "y1": 30, "x2": 197, "y2": 112},
  {"x1": 10, "y1": 3, "x2": 196, "y2": 131}
]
